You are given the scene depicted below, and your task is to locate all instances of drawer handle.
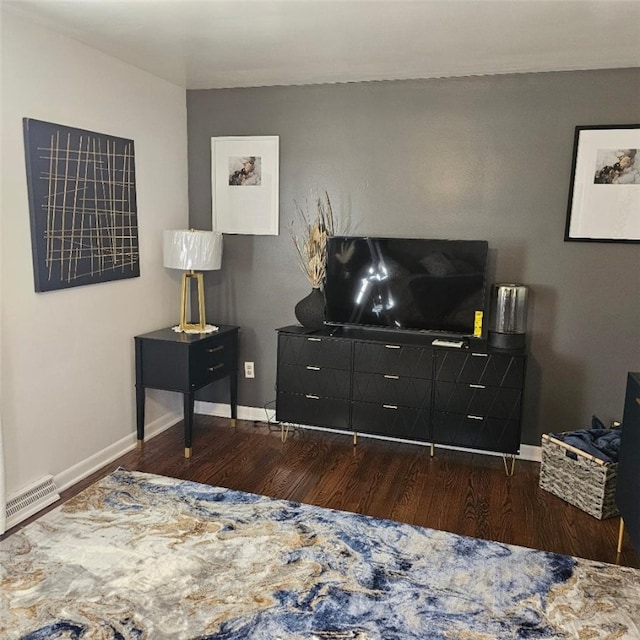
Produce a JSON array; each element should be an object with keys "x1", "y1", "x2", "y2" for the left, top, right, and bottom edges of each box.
[
  {"x1": 384, "y1": 374, "x2": 399, "y2": 380},
  {"x1": 636, "y1": 397, "x2": 640, "y2": 406},
  {"x1": 385, "y1": 344, "x2": 401, "y2": 349},
  {"x1": 306, "y1": 394, "x2": 320, "y2": 399},
  {"x1": 467, "y1": 414, "x2": 484, "y2": 421},
  {"x1": 306, "y1": 366, "x2": 321, "y2": 371},
  {"x1": 471, "y1": 353, "x2": 488, "y2": 358},
  {"x1": 208, "y1": 364, "x2": 224, "y2": 372},
  {"x1": 207, "y1": 346, "x2": 224, "y2": 353},
  {"x1": 307, "y1": 337, "x2": 322, "y2": 342},
  {"x1": 383, "y1": 404, "x2": 398, "y2": 409},
  {"x1": 469, "y1": 384, "x2": 486, "y2": 389}
]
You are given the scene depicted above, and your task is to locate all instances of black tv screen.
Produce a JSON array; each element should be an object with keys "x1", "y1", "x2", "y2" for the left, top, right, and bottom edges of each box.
[{"x1": 325, "y1": 236, "x2": 489, "y2": 336}]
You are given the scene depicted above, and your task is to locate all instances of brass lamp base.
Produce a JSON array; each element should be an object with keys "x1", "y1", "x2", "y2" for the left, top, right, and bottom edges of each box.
[{"x1": 180, "y1": 271, "x2": 207, "y2": 332}]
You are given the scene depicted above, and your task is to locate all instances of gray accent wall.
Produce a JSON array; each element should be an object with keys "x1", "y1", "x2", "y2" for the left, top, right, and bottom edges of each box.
[{"x1": 187, "y1": 69, "x2": 640, "y2": 446}]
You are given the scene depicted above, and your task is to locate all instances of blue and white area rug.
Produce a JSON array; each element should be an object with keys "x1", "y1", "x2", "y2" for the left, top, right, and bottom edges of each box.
[{"x1": 1, "y1": 469, "x2": 639, "y2": 639}]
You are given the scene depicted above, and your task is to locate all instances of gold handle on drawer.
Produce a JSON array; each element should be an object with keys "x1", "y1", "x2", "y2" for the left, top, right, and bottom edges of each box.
[
  {"x1": 385, "y1": 344, "x2": 401, "y2": 349},
  {"x1": 384, "y1": 374, "x2": 400, "y2": 380},
  {"x1": 469, "y1": 384, "x2": 486, "y2": 389},
  {"x1": 307, "y1": 337, "x2": 322, "y2": 342},
  {"x1": 636, "y1": 397, "x2": 640, "y2": 406},
  {"x1": 207, "y1": 346, "x2": 224, "y2": 353},
  {"x1": 208, "y1": 364, "x2": 224, "y2": 372},
  {"x1": 471, "y1": 353, "x2": 488, "y2": 358},
  {"x1": 467, "y1": 415, "x2": 484, "y2": 421},
  {"x1": 305, "y1": 394, "x2": 320, "y2": 399},
  {"x1": 383, "y1": 404, "x2": 398, "y2": 409},
  {"x1": 306, "y1": 366, "x2": 321, "y2": 371}
]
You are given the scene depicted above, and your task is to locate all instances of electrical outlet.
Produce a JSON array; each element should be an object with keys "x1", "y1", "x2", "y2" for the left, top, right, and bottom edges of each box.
[{"x1": 244, "y1": 361, "x2": 255, "y2": 378}]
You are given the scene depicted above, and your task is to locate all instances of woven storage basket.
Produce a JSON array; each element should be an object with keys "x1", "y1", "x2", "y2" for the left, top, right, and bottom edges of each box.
[{"x1": 539, "y1": 433, "x2": 619, "y2": 520}]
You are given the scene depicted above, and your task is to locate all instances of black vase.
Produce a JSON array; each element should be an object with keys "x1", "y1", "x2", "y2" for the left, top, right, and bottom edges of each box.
[{"x1": 294, "y1": 288, "x2": 325, "y2": 329}]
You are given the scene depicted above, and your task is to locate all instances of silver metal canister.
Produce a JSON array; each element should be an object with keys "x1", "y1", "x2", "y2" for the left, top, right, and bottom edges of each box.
[{"x1": 488, "y1": 283, "x2": 528, "y2": 350}]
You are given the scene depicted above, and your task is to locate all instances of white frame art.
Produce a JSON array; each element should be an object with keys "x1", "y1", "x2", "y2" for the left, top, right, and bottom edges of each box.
[
  {"x1": 211, "y1": 136, "x2": 279, "y2": 235},
  {"x1": 565, "y1": 124, "x2": 640, "y2": 243}
]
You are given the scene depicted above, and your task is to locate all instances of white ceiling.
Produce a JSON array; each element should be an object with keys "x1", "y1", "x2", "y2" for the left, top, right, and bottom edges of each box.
[{"x1": 4, "y1": 0, "x2": 640, "y2": 90}]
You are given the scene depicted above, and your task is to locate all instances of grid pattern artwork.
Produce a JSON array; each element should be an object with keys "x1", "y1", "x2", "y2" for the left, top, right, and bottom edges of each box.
[{"x1": 23, "y1": 119, "x2": 140, "y2": 292}]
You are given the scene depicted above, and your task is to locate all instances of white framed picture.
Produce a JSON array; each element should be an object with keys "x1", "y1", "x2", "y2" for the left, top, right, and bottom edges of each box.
[
  {"x1": 211, "y1": 136, "x2": 279, "y2": 235},
  {"x1": 565, "y1": 124, "x2": 640, "y2": 243}
]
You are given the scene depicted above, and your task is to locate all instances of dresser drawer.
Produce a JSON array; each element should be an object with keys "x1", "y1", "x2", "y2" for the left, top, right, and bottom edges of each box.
[
  {"x1": 435, "y1": 351, "x2": 525, "y2": 388},
  {"x1": 276, "y1": 392, "x2": 350, "y2": 430},
  {"x1": 351, "y1": 402, "x2": 430, "y2": 441},
  {"x1": 433, "y1": 381, "x2": 522, "y2": 419},
  {"x1": 278, "y1": 333, "x2": 352, "y2": 369},
  {"x1": 432, "y1": 411, "x2": 521, "y2": 454},
  {"x1": 354, "y1": 341, "x2": 432, "y2": 379},
  {"x1": 352, "y1": 372, "x2": 431, "y2": 408},
  {"x1": 278, "y1": 364, "x2": 351, "y2": 400}
]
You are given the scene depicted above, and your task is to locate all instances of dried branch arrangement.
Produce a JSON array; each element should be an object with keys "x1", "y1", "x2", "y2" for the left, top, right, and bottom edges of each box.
[{"x1": 290, "y1": 191, "x2": 343, "y2": 289}]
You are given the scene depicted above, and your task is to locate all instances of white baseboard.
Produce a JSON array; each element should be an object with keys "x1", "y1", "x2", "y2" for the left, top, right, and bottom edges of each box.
[
  {"x1": 54, "y1": 411, "x2": 180, "y2": 494},
  {"x1": 194, "y1": 400, "x2": 276, "y2": 424},
  {"x1": 47, "y1": 404, "x2": 270, "y2": 509},
  {"x1": 195, "y1": 402, "x2": 542, "y2": 463},
  {"x1": 9, "y1": 403, "x2": 540, "y2": 532},
  {"x1": 4, "y1": 412, "x2": 181, "y2": 533},
  {"x1": 519, "y1": 444, "x2": 542, "y2": 462}
]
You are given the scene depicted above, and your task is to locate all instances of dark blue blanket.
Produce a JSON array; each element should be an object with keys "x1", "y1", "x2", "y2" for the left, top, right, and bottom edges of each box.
[{"x1": 550, "y1": 417, "x2": 621, "y2": 463}]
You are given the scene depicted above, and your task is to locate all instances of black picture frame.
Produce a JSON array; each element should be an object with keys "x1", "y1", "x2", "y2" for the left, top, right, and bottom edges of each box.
[
  {"x1": 23, "y1": 118, "x2": 140, "y2": 292},
  {"x1": 564, "y1": 124, "x2": 640, "y2": 243}
]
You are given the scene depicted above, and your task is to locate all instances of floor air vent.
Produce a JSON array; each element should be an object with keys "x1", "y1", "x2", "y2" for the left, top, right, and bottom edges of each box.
[{"x1": 6, "y1": 475, "x2": 60, "y2": 529}]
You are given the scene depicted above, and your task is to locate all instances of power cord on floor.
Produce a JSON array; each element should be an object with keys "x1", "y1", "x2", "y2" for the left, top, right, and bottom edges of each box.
[
  {"x1": 263, "y1": 399, "x2": 277, "y2": 430},
  {"x1": 263, "y1": 396, "x2": 298, "y2": 442}
]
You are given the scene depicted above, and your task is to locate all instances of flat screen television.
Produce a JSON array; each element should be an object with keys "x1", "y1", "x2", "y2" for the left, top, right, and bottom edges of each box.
[{"x1": 324, "y1": 236, "x2": 489, "y2": 336}]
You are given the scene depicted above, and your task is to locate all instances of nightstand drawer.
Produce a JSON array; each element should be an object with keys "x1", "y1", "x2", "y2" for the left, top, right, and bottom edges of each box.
[{"x1": 191, "y1": 335, "x2": 236, "y2": 387}]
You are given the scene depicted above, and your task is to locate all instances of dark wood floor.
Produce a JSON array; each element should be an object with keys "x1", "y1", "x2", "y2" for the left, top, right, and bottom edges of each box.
[{"x1": 5, "y1": 416, "x2": 639, "y2": 568}]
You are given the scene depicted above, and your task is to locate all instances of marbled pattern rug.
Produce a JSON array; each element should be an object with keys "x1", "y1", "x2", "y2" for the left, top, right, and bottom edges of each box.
[{"x1": 1, "y1": 468, "x2": 639, "y2": 639}]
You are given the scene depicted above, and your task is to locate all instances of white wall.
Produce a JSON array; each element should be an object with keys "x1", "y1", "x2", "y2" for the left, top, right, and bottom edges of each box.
[{"x1": 0, "y1": 10, "x2": 187, "y2": 506}]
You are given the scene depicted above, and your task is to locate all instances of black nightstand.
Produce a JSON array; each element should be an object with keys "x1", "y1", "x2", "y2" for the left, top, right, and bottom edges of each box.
[{"x1": 134, "y1": 325, "x2": 239, "y2": 457}]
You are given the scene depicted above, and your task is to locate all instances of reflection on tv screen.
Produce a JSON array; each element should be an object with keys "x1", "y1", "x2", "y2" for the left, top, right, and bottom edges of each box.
[{"x1": 325, "y1": 237, "x2": 489, "y2": 335}]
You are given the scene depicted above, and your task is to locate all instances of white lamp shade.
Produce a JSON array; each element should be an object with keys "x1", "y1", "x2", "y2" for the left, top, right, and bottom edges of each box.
[{"x1": 163, "y1": 230, "x2": 223, "y2": 271}]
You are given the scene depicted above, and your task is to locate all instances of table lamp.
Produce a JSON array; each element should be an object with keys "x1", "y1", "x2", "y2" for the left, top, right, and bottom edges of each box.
[{"x1": 163, "y1": 229, "x2": 223, "y2": 332}]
